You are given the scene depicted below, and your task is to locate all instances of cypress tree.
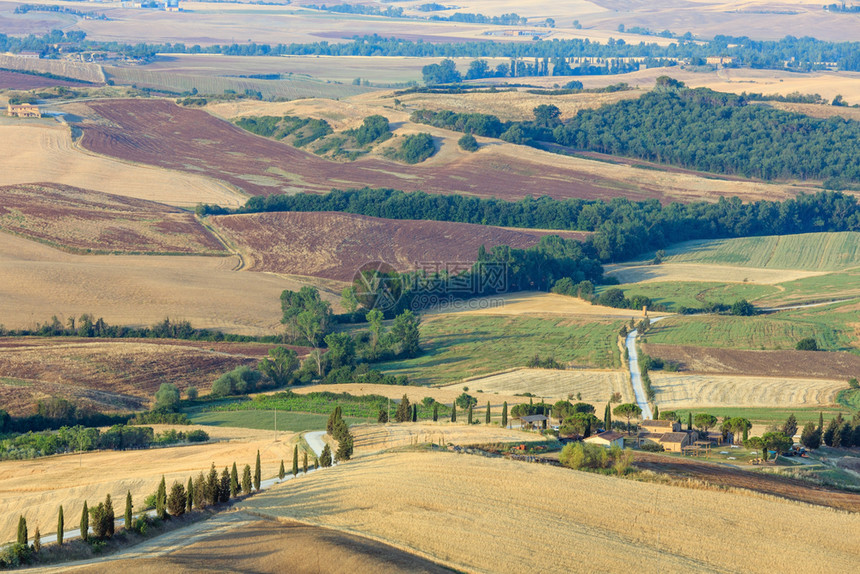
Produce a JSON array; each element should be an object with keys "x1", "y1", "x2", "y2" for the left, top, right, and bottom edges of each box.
[
  {"x1": 220, "y1": 467, "x2": 231, "y2": 502},
  {"x1": 206, "y1": 463, "x2": 218, "y2": 505},
  {"x1": 653, "y1": 404, "x2": 659, "y2": 420},
  {"x1": 17, "y1": 515, "x2": 27, "y2": 546},
  {"x1": 314, "y1": 456, "x2": 319, "y2": 470},
  {"x1": 105, "y1": 494, "x2": 115, "y2": 538},
  {"x1": 254, "y1": 450, "x2": 262, "y2": 491},
  {"x1": 124, "y1": 492, "x2": 133, "y2": 529},
  {"x1": 279, "y1": 459, "x2": 286, "y2": 480},
  {"x1": 742, "y1": 424, "x2": 749, "y2": 442},
  {"x1": 292, "y1": 446, "x2": 299, "y2": 476},
  {"x1": 687, "y1": 413, "x2": 693, "y2": 431},
  {"x1": 412, "y1": 404, "x2": 418, "y2": 422},
  {"x1": 231, "y1": 462, "x2": 240, "y2": 496},
  {"x1": 156, "y1": 475, "x2": 167, "y2": 519},
  {"x1": 303, "y1": 451, "x2": 308, "y2": 473},
  {"x1": 818, "y1": 411, "x2": 824, "y2": 432},
  {"x1": 502, "y1": 402, "x2": 508, "y2": 427},
  {"x1": 193, "y1": 472, "x2": 206, "y2": 508},
  {"x1": 58, "y1": 505, "x2": 64, "y2": 546},
  {"x1": 486, "y1": 401, "x2": 491, "y2": 424},
  {"x1": 604, "y1": 402, "x2": 611, "y2": 430},
  {"x1": 468, "y1": 404, "x2": 473, "y2": 424},
  {"x1": 451, "y1": 402, "x2": 457, "y2": 422},
  {"x1": 242, "y1": 464, "x2": 252, "y2": 495},
  {"x1": 187, "y1": 478, "x2": 194, "y2": 512},
  {"x1": 432, "y1": 403, "x2": 438, "y2": 421},
  {"x1": 33, "y1": 527, "x2": 40, "y2": 553},
  {"x1": 80, "y1": 502, "x2": 89, "y2": 542}
]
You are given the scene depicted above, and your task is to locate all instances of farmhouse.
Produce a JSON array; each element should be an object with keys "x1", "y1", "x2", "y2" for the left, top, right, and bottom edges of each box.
[
  {"x1": 517, "y1": 414, "x2": 547, "y2": 430},
  {"x1": 583, "y1": 431, "x2": 624, "y2": 449},
  {"x1": 7, "y1": 104, "x2": 41, "y2": 118},
  {"x1": 641, "y1": 419, "x2": 681, "y2": 434},
  {"x1": 706, "y1": 56, "x2": 734, "y2": 66},
  {"x1": 656, "y1": 432, "x2": 693, "y2": 453}
]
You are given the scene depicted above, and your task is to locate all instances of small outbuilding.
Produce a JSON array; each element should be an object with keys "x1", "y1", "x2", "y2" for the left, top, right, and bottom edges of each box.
[
  {"x1": 641, "y1": 419, "x2": 681, "y2": 434},
  {"x1": 583, "y1": 431, "x2": 624, "y2": 449},
  {"x1": 517, "y1": 414, "x2": 547, "y2": 430},
  {"x1": 657, "y1": 431, "x2": 693, "y2": 453}
]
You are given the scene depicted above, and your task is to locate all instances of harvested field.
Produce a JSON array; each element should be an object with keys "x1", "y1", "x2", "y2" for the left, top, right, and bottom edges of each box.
[
  {"x1": 633, "y1": 451, "x2": 860, "y2": 513},
  {"x1": 0, "y1": 425, "x2": 297, "y2": 544},
  {"x1": 605, "y1": 262, "x2": 824, "y2": 285},
  {"x1": 0, "y1": 183, "x2": 224, "y2": 254},
  {"x1": 642, "y1": 343, "x2": 860, "y2": 380},
  {"x1": 67, "y1": 517, "x2": 451, "y2": 574},
  {"x1": 0, "y1": 121, "x2": 245, "y2": 208},
  {"x1": 211, "y1": 211, "x2": 588, "y2": 281},
  {"x1": 648, "y1": 372, "x2": 845, "y2": 410},
  {"x1": 0, "y1": 232, "x2": 325, "y2": 335},
  {"x1": 0, "y1": 70, "x2": 92, "y2": 90},
  {"x1": 240, "y1": 450, "x2": 860, "y2": 573},
  {"x1": 0, "y1": 54, "x2": 104, "y2": 84},
  {"x1": 447, "y1": 368, "x2": 633, "y2": 405},
  {"x1": 351, "y1": 422, "x2": 547, "y2": 455},
  {"x1": 435, "y1": 291, "x2": 648, "y2": 318},
  {"x1": 0, "y1": 338, "x2": 271, "y2": 415}
]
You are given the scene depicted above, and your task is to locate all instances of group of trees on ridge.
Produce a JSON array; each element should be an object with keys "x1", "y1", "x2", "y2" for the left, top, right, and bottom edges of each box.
[{"x1": 411, "y1": 82, "x2": 860, "y2": 184}]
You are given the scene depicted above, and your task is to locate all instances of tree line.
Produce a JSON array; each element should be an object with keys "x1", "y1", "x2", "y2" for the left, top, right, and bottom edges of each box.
[{"x1": 9, "y1": 31, "x2": 860, "y2": 73}]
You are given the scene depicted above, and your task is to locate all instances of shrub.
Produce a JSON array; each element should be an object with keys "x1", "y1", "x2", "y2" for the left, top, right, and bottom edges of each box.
[
  {"x1": 455, "y1": 392, "x2": 478, "y2": 409},
  {"x1": 458, "y1": 133, "x2": 479, "y2": 151},
  {"x1": 795, "y1": 338, "x2": 818, "y2": 351},
  {"x1": 186, "y1": 429, "x2": 209, "y2": 442},
  {"x1": 398, "y1": 133, "x2": 436, "y2": 163}
]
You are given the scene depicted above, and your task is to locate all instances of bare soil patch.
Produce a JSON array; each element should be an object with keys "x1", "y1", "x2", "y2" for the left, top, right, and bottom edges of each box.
[
  {"x1": 634, "y1": 451, "x2": 860, "y2": 513},
  {"x1": 605, "y1": 262, "x2": 824, "y2": 285},
  {"x1": 211, "y1": 211, "x2": 587, "y2": 281},
  {"x1": 240, "y1": 450, "x2": 860, "y2": 573},
  {"x1": 74, "y1": 98, "x2": 678, "y2": 202},
  {"x1": 0, "y1": 70, "x2": 91, "y2": 89},
  {"x1": 0, "y1": 183, "x2": 224, "y2": 254},
  {"x1": 642, "y1": 343, "x2": 860, "y2": 380},
  {"x1": 0, "y1": 338, "x2": 269, "y2": 415}
]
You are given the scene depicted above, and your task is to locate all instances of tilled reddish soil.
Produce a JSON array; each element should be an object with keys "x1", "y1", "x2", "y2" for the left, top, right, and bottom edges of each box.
[
  {"x1": 0, "y1": 182, "x2": 225, "y2": 254},
  {"x1": 634, "y1": 451, "x2": 860, "y2": 512},
  {"x1": 76, "y1": 99, "x2": 663, "y2": 201},
  {"x1": 641, "y1": 343, "x2": 860, "y2": 380},
  {"x1": 212, "y1": 211, "x2": 590, "y2": 281},
  {"x1": 0, "y1": 69, "x2": 94, "y2": 89}
]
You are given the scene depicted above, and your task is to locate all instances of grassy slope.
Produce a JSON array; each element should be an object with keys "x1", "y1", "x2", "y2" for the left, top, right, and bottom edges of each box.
[
  {"x1": 377, "y1": 314, "x2": 624, "y2": 386},
  {"x1": 644, "y1": 300, "x2": 858, "y2": 351},
  {"x1": 660, "y1": 232, "x2": 860, "y2": 271},
  {"x1": 188, "y1": 411, "x2": 367, "y2": 431},
  {"x1": 670, "y1": 406, "x2": 846, "y2": 426},
  {"x1": 600, "y1": 281, "x2": 777, "y2": 310}
]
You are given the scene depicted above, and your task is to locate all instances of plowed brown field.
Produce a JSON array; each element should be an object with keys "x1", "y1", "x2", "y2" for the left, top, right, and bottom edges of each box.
[
  {"x1": 0, "y1": 70, "x2": 92, "y2": 89},
  {"x1": 75, "y1": 99, "x2": 662, "y2": 202},
  {"x1": 0, "y1": 338, "x2": 278, "y2": 414},
  {"x1": 0, "y1": 183, "x2": 224, "y2": 254},
  {"x1": 641, "y1": 343, "x2": 860, "y2": 380},
  {"x1": 211, "y1": 211, "x2": 589, "y2": 281}
]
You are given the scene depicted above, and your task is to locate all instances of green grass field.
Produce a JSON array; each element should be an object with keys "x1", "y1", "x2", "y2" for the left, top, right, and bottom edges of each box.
[
  {"x1": 644, "y1": 300, "x2": 858, "y2": 351},
  {"x1": 376, "y1": 314, "x2": 624, "y2": 386},
  {"x1": 188, "y1": 410, "x2": 368, "y2": 431},
  {"x1": 756, "y1": 270, "x2": 860, "y2": 305},
  {"x1": 659, "y1": 232, "x2": 860, "y2": 271},
  {"x1": 600, "y1": 281, "x2": 777, "y2": 311}
]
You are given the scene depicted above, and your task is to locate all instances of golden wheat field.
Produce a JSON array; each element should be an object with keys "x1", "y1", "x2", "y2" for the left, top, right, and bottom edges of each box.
[
  {"x1": 0, "y1": 425, "x2": 297, "y2": 544},
  {"x1": 0, "y1": 233, "x2": 322, "y2": 335},
  {"x1": 447, "y1": 368, "x2": 633, "y2": 405},
  {"x1": 239, "y1": 450, "x2": 860, "y2": 573},
  {"x1": 604, "y1": 262, "x2": 825, "y2": 285},
  {"x1": 649, "y1": 372, "x2": 846, "y2": 410},
  {"x1": 441, "y1": 291, "x2": 650, "y2": 318},
  {"x1": 0, "y1": 121, "x2": 245, "y2": 208},
  {"x1": 350, "y1": 422, "x2": 546, "y2": 455}
]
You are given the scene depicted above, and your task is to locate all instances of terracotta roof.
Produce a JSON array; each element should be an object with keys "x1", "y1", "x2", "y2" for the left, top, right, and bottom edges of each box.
[
  {"x1": 585, "y1": 431, "x2": 624, "y2": 442},
  {"x1": 658, "y1": 432, "x2": 689, "y2": 443},
  {"x1": 642, "y1": 419, "x2": 674, "y2": 427}
]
